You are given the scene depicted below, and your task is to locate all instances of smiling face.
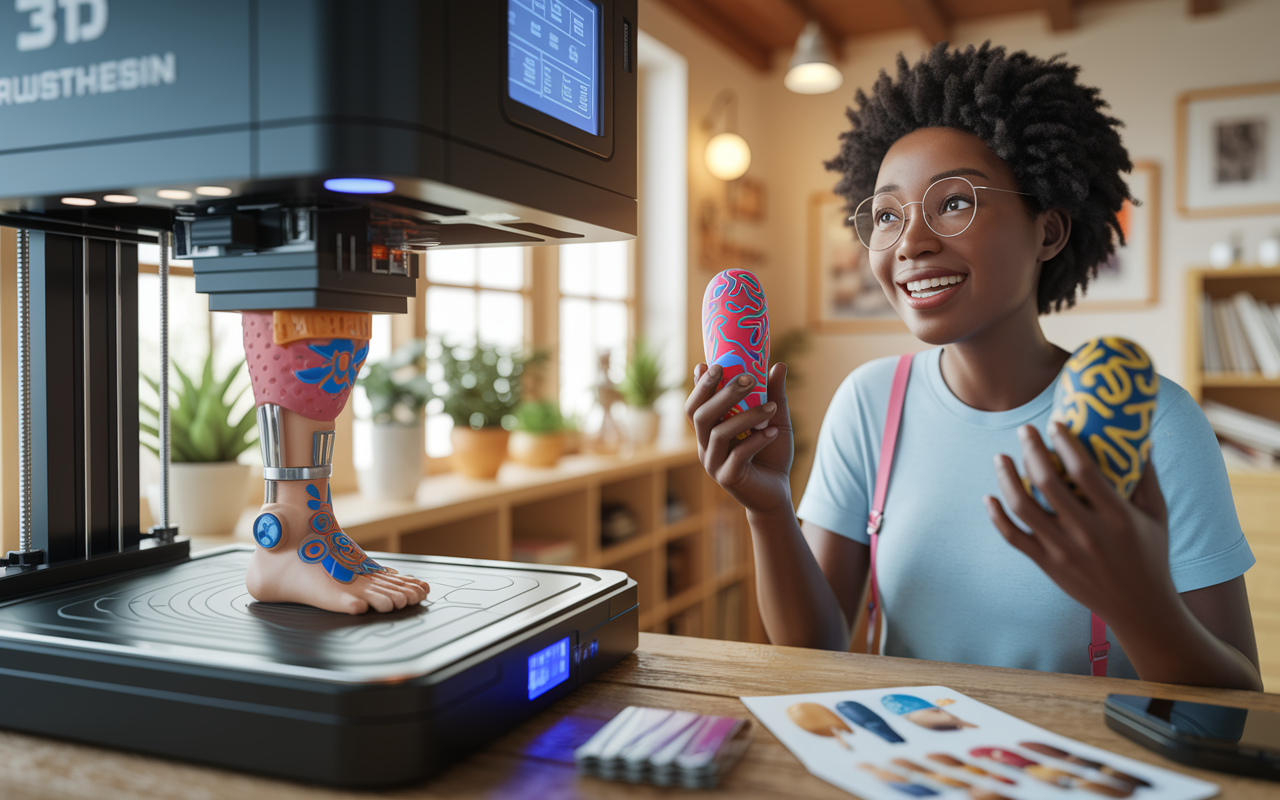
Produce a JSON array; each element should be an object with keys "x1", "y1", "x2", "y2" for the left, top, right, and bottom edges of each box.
[{"x1": 866, "y1": 127, "x2": 1062, "y2": 346}]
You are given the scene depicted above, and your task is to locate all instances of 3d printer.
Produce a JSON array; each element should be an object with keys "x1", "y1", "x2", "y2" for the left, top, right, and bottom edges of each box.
[{"x1": 0, "y1": 0, "x2": 638, "y2": 787}]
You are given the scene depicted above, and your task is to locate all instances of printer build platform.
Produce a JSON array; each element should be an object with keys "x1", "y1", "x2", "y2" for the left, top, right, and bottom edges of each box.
[{"x1": 0, "y1": 548, "x2": 638, "y2": 787}]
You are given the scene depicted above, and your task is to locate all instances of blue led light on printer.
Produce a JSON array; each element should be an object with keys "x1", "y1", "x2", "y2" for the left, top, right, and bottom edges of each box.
[{"x1": 323, "y1": 178, "x2": 396, "y2": 194}]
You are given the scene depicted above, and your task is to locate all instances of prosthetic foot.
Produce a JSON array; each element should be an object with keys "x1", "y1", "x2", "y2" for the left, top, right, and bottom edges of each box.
[{"x1": 242, "y1": 311, "x2": 429, "y2": 614}]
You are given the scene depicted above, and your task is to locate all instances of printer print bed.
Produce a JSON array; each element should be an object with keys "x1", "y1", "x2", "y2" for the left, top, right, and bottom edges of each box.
[{"x1": 0, "y1": 550, "x2": 597, "y2": 672}]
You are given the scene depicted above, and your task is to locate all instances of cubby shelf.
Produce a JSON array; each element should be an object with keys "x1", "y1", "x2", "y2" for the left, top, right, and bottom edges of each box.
[
  {"x1": 1184, "y1": 266, "x2": 1280, "y2": 690},
  {"x1": 227, "y1": 440, "x2": 765, "y2": 643}
]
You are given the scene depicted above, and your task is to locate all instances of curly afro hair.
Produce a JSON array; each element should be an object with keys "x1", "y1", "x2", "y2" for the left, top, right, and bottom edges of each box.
[{"x1": 825, "y1": 42, "x2": 1133, "y2": 314}]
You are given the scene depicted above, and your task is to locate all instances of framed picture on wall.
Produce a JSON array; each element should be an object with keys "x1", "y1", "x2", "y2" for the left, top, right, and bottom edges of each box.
[
  {"x1": 806, "y1": 192, "x2": 903, "y2": 332},
  {"x1": 1076, "y1": 161, "x2": 1160, "y2": 310},
  {"x1": 1176, "y1": 81, "x2": 1280, "y2": 217}
]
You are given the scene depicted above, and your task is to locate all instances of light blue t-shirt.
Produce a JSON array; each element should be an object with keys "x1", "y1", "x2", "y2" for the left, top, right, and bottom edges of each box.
[{"x1": 795, "y1": 347, "x2": 1255, "y2": 678}]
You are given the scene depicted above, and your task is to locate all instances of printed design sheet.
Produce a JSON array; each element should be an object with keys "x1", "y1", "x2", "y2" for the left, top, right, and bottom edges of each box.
[{"x1": 741, "y1": 686, "x2": 1217, "y2": 800}]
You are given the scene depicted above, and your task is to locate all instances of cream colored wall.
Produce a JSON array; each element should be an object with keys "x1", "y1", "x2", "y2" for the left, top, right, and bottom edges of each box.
[
  {"x1": 639, "y1": 0, "x2": 777, "y2": 394},
  {"x1": 641, "y1": 0, "x2": 1280, "y2": 493}
]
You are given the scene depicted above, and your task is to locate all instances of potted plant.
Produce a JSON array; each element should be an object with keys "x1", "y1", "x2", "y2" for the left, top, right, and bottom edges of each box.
[
  {"x1": 438, "y1": 341, "x2": 545, "y2": 479},
  {"x1": 509, "y1": 400, "x2": 570, "y2": 468},
  {"x1": 355, "y1": 339, "x2": 432, "y2": 500},
  {"x1": 140, "y1": 352, "x2": 257, "y2": 537},
  {"x1": 618, "y1": 336, "x2": 673, "y2": 448}
]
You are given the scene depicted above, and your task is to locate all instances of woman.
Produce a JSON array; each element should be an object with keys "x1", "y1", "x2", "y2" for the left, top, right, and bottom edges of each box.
[{"x1": 685, "y1": 43, "x2": 1261, "y2": 690}]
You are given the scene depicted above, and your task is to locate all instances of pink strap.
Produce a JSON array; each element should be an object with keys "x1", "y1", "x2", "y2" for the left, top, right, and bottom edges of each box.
[
  {"x1": 1090, "y1": 613, "x2": 1109, "y2": 677},
  {"x1": 866, "y1": 353, "x2": 914, "y2": 654}
]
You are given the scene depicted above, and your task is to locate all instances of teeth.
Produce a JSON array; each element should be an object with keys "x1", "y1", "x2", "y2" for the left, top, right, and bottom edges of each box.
[{"x1": 905, "y1": 274, "x2": 965, "y2": 292}]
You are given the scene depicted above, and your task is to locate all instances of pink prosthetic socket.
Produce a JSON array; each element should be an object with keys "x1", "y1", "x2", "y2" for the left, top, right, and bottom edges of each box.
[{"x1": 242, "y1": 311, "x2": 368, "y2": 421}]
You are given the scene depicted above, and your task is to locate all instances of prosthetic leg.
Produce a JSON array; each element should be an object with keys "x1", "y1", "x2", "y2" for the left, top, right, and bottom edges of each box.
[{"x1": 241, "y1": 311, "x2": 429, "y2": 614}]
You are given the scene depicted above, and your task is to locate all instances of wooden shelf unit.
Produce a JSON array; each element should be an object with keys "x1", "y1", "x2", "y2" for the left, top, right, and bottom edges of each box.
[
  {"x1": 225, "y1": 441, "x2": 765, "y2": 643},
  {"x1": 1184, "y1": 266, "x2": 1280, "y2": 690}
]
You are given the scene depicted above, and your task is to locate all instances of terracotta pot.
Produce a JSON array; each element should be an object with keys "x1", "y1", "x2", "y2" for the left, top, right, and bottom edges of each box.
[
  {"x1": 450, "y1": 426, "x2": 510, "y2": 479},
  {"x1": 509, "y1": 431, "x2": 565, "y2": 468},
  {"x1": 357, "y1": 418, "x2": 424, "y2": 500},
  {"x1": 148, "y1": 461, "x2": 251, "y2": 537}
]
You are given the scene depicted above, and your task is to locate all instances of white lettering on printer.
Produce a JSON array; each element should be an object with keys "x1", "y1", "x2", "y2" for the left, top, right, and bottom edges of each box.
[
  {"x1": 0, "y1": 51, "x2": 175, "y2": 105},
  {"x1": 15, "y1": 0, "x2": 108, "y2": 52}
]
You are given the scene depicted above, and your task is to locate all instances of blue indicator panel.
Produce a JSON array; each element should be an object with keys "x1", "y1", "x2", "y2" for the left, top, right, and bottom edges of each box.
[
  {"x1": 527, "y1": 636, "x2": 572, "y2": 700},
  {"x1": 507, "y1": 0, "x2": 600, "y2": 136}
]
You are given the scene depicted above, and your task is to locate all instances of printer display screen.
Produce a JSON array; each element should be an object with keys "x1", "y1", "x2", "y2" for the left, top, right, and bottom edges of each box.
[
  {"x1": 527, "y1": 636, "x2": 572, "y2": 700},
  {"x1": 507, "y1": 0, "x2": 600, "y2": 136}
]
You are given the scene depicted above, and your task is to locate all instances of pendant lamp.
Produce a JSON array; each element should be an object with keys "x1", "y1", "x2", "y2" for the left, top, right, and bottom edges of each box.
[{"x1": 784, "y1": 20, "x2": 842, "y2": 95}]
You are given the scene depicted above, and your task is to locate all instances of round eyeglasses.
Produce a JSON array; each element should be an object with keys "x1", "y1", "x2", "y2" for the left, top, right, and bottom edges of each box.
[{"x1": 850, "y1": 176, "x2": 1034, "y2": 251}]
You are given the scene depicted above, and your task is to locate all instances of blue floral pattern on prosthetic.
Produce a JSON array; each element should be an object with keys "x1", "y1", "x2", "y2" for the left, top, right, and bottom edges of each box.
[
  {"x1": 293, "y1": 339, "x2": 369, "y2": 395},
  {"x1": 295, "y1": 483, "x2": 388, "y2": 584},
  {"x1": 253, "y1": 513, "x2": 282, "y2": 549}
]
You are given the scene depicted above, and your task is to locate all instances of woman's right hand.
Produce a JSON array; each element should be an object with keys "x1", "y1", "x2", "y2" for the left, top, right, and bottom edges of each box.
[{"x1": 685, "y1": 361, "x2": 794, "y2": 515}]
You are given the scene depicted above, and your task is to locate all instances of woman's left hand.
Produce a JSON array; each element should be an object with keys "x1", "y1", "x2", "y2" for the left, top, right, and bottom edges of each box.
[{"x1": 985, "y1": 422, "x2": 1176, "y2": 628}]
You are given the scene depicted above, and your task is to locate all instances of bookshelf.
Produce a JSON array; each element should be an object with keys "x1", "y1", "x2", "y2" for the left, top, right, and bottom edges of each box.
[
  {"x1": 1185, "y1": 266, "x2": 1280, "y2": 690},
  {"x1": 213, "y1": 442, "x2": 767, "y2": 644}
]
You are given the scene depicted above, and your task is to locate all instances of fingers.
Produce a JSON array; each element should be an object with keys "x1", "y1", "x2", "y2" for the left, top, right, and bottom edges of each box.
[
  {"x1": 704, "y1": 401, "x2": 777, "y2": 471},
  {"x1": 1045, "y1": 423, "x2": 1121, "y2": 514},
  {"x1": 1018, "y1": 425, "x2": 1094, "y2": 526},
  {"x1": 993, "y1": 451, "x2": 1062, "y2": 535},
  {"x1": 985, "y1": 495, "x2": 1046, "y2": 564},
  {"x1": 691, "y1": 372, "x2": 760, "y2": 450},
  {"x1": 718, "y1": 425, "x2": 779, "y2": 485},
  {"x1": 684, "y1": 364, "x2": 723, "y2": 444},
  {"x1": 766, "y1": 362, "x2": 790, "y2": 425}
]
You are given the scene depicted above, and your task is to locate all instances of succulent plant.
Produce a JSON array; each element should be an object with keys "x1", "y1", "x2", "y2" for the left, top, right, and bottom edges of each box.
[
  {"x1": 140, "y1": 352, "x2": 257, "y2": 463},
  {"x1": 513, "y1": 399, "x2": 570, "y2": 434},
  {"x1": 618, "y1": 336, "x2": 673, "y2": 408}
]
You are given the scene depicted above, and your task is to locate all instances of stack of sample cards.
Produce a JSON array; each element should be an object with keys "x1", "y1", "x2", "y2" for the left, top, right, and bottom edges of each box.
[
  {"x1": 742, "y1": 686, "x2": 1218, "y2": 800},
  {"x1": 574, "y1": 706, "x2": 753, "y2": 788}
]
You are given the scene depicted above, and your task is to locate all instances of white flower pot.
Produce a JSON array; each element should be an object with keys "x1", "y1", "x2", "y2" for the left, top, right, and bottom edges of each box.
[
  {"x1": 147, "y1": 462, "x2": 251, "y2": 538},
  {"x1": 358, "y1": 418, "x2": 424, "y2": 500},
  {"x1": 628, "y1": 407, "x2": 660, "y2": 448}
]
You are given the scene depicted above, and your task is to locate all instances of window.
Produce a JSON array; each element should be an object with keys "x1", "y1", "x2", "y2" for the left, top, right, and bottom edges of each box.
[{"x1": 558, "y1": 241, "x2": 634, "y2": 421}]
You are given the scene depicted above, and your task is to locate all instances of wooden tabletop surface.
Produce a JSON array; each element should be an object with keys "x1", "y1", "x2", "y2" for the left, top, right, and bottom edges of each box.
[{"x1": 1, "y1": 633, "x2": 1278, "y2": 799}]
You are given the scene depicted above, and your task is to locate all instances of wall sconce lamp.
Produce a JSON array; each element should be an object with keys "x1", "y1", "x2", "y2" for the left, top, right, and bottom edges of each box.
[
  {"x1": 702, "y1": 89, "x2": 751, "y2": 181},
  {"x1": 785, "y1": 20, "x2": 843, "y2": 95}
]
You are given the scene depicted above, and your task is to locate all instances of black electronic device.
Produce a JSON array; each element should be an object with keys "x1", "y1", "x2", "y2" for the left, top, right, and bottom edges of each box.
[
  {"x1": 0, "y1": 0, "x2": 641, "y2": 786},
  {"x1": 1104, "y1": 694, "x2": 1280, "y2": 780},
  {"x1": 0, "y1": 548, "x2": 638, "y2": 787}
]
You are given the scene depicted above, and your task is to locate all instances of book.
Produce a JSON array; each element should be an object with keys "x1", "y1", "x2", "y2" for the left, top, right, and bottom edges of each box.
[
  {"x1": 1200, "y1": 294, "x2": 1223, "y2": 373},
  {"x1": 1203, "y1": 400, "x2": 1280, "y2": 455},
  {"x1": 1220, "y1": 438, "x2": 1280, "y2": 471},
  {"x1": 1264, "y1": 302, "x2": 1280, "y2": 362},
  {"x1": 1232, "y1": 291, "x2": 1280, "y2": 378},
  {"x1": 1212, "y1": 300, "x2": 1238, "y2": 372},
  {"x1": 511, "y1": 537, "x2": 577, "y2": 565},
  {"x1": 1217, "y1": 298, "x2": 1258, "y2": 374}
]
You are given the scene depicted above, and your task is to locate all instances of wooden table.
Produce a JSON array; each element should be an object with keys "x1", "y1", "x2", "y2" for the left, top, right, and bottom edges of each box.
[{"x1": 2, "y1": 634, "x2": 1278, "y2": 799}]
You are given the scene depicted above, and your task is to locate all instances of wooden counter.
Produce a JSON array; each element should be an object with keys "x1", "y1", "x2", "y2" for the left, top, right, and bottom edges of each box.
[{"x1": 1, "y1": 634, "x2": 1278, "y2": 799}]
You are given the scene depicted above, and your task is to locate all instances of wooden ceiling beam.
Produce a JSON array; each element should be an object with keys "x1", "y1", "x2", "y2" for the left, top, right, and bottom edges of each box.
[
  {"x1": 657, "y1": 0, "x2": 772, "y2": 71},
  {"x1": 896, "y1": 0, "x2": 951, "y2": 45},
  {"x1": 1189, "y1": 0, "x2": 1221, "y2": 14},
  {"x1": 785, "y1": 0, "x2": 845, "y2": 61},
  {"x1": 1044, "y1": 0, "x2": 1075, "y2": 31}
]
